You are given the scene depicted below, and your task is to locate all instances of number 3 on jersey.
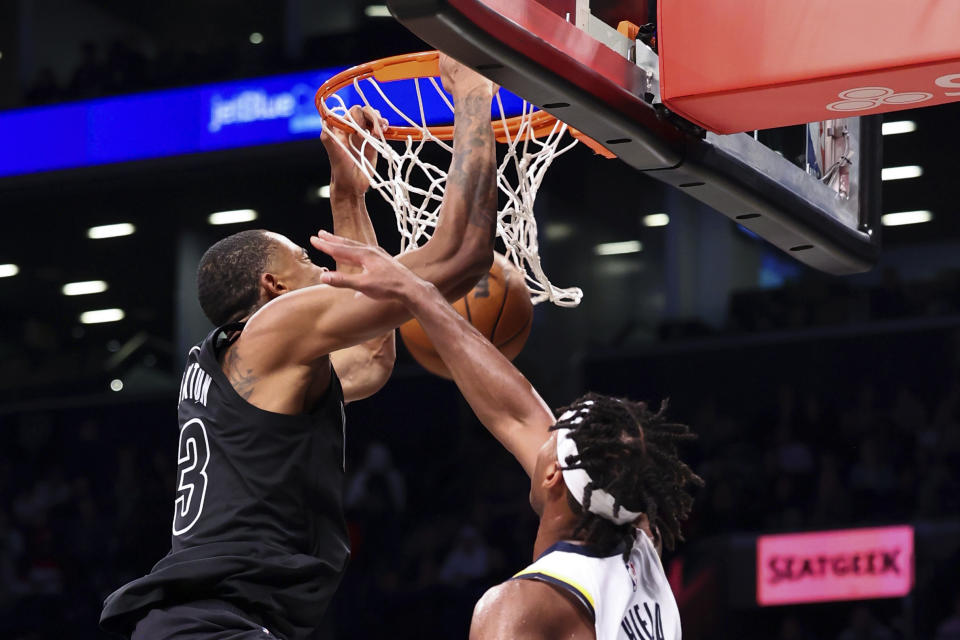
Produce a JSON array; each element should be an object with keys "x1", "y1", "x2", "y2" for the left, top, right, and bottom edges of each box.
[{"x1": 172, "y1": 418, "x2": 210, "y2": 536}]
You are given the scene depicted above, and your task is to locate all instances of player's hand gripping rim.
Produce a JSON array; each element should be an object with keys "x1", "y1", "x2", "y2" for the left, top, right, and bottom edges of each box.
[
  {"x1": 321, "y1": 105, "x2": 389, "y2": 195},
  {"x1": 310, "y1": 231, "x2": 423, "y2": 301}
]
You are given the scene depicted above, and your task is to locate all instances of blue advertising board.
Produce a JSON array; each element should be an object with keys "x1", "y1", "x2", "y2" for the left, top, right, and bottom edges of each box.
[{"x1": 0, "y1": 67, "x2": 528, "y2": 179}]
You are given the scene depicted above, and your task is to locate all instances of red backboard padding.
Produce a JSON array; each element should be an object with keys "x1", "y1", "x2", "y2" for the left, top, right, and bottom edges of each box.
[
  {"x1": 659, "y1": 0, "x2": 960, "y2": 133},
  {"x1": 535, "y1": 0, "x2": 648, "y2": 27}
]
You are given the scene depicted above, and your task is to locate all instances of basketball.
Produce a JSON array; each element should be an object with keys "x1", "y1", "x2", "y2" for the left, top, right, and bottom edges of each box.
[{"x1": 400, "y1": 253, "x2": 533, "y2": 379}]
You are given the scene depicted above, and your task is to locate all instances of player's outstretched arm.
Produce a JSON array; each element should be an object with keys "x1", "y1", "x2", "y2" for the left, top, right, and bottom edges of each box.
[
  {"x1": 313, "y1": 232, "x2": 554, "y2": 479},
  {"x1": 245, "y1": 54, "x2": 498, "y2": 369},
  {"x1": 324, "y1": 104, "x2": 396, "y2": 402}
]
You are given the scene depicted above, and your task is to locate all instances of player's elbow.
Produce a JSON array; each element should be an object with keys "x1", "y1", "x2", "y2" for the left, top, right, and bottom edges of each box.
[
  {"x1": 433, "y1": 240, "x2": 494, "y2": 299},
  {"x1": 460, "y1": 247, "x2": 494, "y2": 292},
  {"x1": 364, "y1": 334, "x2": 397, "y2": 396},
  {"x1": 342, "y1": 334, "x2": 396, "y2": 403}
]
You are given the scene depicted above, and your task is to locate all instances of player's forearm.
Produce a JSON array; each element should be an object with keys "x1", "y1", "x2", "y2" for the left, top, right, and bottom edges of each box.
[
  {"x1": 402, "y1": 279, "x2": 553, "y2": 476},
  {"x1": 410, "y1": 86, "x2": 497, "y2": 297},
  {"x1": 329, "y1": 189, "x2": 396, "y2": 378},
  {"x1": 330, "y1": 189, "x2": 377, "y2": 273}
]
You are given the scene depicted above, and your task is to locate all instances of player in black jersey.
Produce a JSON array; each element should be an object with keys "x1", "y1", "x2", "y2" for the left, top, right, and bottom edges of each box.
[{"x1": 100, "y1": 55, "x2": 499, "y2": 640}]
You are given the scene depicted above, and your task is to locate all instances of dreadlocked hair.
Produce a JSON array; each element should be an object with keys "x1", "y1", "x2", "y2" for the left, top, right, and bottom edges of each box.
[{"x1": 551, "y1": 392, "x2": 704, "y2": 559}]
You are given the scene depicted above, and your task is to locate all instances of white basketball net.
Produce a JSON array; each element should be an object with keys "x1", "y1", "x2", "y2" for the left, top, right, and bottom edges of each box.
[{"x1": 322, "y1": 75, "x2": 583, "y2": 307}]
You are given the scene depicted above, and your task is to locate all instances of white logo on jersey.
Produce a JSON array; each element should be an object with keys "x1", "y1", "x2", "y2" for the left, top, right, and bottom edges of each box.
[
  {"x1": 627, "y1": 560, "x2": 640, "y2": 592},
  {"x1": 172, "y1": 418, "x2": 210, "y2": 536},
  {"x1": 178, "y1": 357, "x2": 213, "y2": 407}
]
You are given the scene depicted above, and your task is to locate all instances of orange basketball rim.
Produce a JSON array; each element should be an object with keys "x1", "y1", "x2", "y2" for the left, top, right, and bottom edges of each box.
[{"x1": 315, "y1": 50, "x2": 595, "y2": 146}]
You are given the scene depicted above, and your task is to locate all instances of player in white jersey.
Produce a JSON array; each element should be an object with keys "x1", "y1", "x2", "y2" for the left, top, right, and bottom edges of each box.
[{"x1": 310, "y1": 231, "x2": 704, "y2": 640}]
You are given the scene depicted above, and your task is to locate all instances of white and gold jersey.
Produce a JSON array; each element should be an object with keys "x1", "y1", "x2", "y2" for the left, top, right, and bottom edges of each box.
[{"x1": 511, "y1": 531, "x2": 681, "y2": 640}]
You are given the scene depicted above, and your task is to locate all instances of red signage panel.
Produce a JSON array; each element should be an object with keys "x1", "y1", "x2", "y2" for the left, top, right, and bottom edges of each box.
[
  {"x1": 659, "y1": 0, "x2": 960, "y2": 133},
  {"x1": 757, "y1": 526, "x2": 914, "y2": 606}
]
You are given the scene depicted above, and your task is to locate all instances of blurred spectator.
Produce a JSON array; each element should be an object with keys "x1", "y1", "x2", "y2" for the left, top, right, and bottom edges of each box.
[
  {"x1": 438, "y1": 524, "x2": 496, "y2": 586},
  {"x1": 0, "y1": 509, "x2": 26, "y2": 605},
  {"x1": 69, "y1": 42, "x2": 107, "y2": 98},
  {"x1": 870, "y1": 268, "x2": 910, "y2": 319},
  {"x1": 812, "y1": 451, "x2": 852, "y2": 525},
  {"x1": 779, "y1": 614, "x2": 815, "y2": 640},
  {"x1": 346, "y1": 441, "x2": 406, "y2": 517},
  {"x1": 936, "y1": 592, "x2": 960, "y2": 640},
  {"x1": 25, "y1": 68, "x2": 62, "y2": 105},
  {"x1": 848, "y1": 436, "x2": 896, "y2": 517},
  {"x1": 837, "y1": 606, "x2": 897, "y2": 640}
]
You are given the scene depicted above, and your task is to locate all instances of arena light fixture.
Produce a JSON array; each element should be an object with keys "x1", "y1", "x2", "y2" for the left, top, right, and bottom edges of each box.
[
  {"x1": 594, "y1": 240, "x2": 643, "y2": 256},
  {"x1": 110, "y1": 379, "x2": 124, "y2": 392},
  {"x1": 364, "y1": 4, "x2": 391, "y2": 18},
  {"x1": 642, "y1": 213, "x2": 670, "y2": 227},
  {"x1": 882, "y1": 120, "x2": 917, "y2": 136},
  {"x1": 208, "y1": 209, "x2": 258, "y2": 225},
  {"x1": 80, "y1": 308, "x2": 126, "y2": 324},
  {"x1": 249, "y1": 32, "x2": 264, "y2": 45},
  {"x1": 881, "y1": 165, "x2": 923, "y2": 181},
  {"x1": 0, "y1": 263, "x2": 19, "y2": 278},
  {"x1": 63, "y1": 280, "x2": 108, "y2": 296},
  {"x1": 317, "y1": 185, "x2": 331, "y2": 199},
  {"x1": 544, "y1": 222, "x2": 574, "y2": 241},
  {"x1": 880, "y1": 210, "x2": 933, "y2": 227},
  {"x1": 88, "y1": 223, "x2": 135, "y2": 239}
]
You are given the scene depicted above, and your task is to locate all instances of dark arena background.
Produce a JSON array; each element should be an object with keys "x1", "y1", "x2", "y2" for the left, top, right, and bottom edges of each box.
[{"x1": 1, "y1": 1, "x2": 960, "y2": 639}]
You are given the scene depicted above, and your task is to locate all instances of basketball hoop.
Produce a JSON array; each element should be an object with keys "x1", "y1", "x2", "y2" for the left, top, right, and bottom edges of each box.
[{"x1": 315, "y1": 50, "x2": 583, "y2": 307}]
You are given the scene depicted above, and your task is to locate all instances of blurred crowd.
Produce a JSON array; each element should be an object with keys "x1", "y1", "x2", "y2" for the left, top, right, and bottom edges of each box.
[
  {"x1": 1, "y1": 319, "x2": 959, "y2": 638},
  {"x1": 726, "y1": 267, "x2": 960, "y2": 335},
  {"x1": 689, "y1": 380, "x2": 960, "y2": 537},
  {"x1": 22, "y1": 27, "x2": 419, "y2": 107},
  {"x1": 25, "y1": 39, "x2": 282, "y2": 105}
]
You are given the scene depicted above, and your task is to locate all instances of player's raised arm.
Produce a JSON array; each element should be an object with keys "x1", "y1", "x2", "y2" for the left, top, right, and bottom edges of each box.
[
  {"x1": 244, "y1": 54, "x2": 499, "y2": 367},
  {"x1": 324, "y1": 104, "x2": 397, "y2": 402},
  {"x1": 313, "y1": 232, "x2": 554, "y2": 479}
]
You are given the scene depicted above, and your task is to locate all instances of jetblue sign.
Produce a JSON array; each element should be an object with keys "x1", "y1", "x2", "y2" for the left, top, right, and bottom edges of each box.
[
  {"x1": 0, "y1": 69, "x2": 351, "y2": 178},
  {"x1": 0, "y1": 67, "x2": 530, "y2": 179}
]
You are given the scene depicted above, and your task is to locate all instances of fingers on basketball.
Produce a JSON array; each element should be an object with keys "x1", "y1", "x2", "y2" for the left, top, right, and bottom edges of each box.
[{"x1": 400, "y1": 253, "x2": 533, "y2": 379}]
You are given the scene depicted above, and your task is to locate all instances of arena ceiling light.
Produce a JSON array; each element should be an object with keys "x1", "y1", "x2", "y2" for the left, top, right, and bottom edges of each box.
[
  {"x1": 0, "y1": 263, "x2": 19, "y2": 278},
  {"x1": 882, "y1": 120, "x2": 917, "y2": 136},
  {"x1": 594, "y1": 240, "x2": 643, "y2": 256},
  {"x1": 364, "y1": 4, "x2": 391, "y2": 18},
  {"x1": 317, "y1": 185, "x2": 330, "y2": 199},
  {"x1": 881, "y1": 165, "x2": 923, "y2": 181},
  {"x1": 88, "y1": 223, "x2": 135, "y2": 239},
  {"x1": 544, "y1": 222, "x2": 574, "y2": 241},
  {"x1": 642, "y1": 213, "x2": 670, "y2": 227},
  {"x1": 62, "y1": 280, "x2": 108, "y2": 296},
  {"x1": 79, "y1": 308, "x2": 126, "y2": 324},
  {"x1": 208, "y1": 209, "x2": 258, "y2": 225},
  {"x1": 880, "y1": 210, "x2": 933, "y2": 227},
  {"x1": 249, "y1": 32, "x2": 264, "y2": 45}
]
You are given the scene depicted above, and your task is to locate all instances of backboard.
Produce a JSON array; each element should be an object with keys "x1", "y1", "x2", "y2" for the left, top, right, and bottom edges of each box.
[{"x1": 387, "y1": 0, "x2": 884, "y2": 275}]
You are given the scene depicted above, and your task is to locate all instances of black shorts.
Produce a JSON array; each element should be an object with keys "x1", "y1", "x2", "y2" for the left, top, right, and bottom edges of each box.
[{"x1": 131, "y1": 600, "x2": 277, "y2": 640}]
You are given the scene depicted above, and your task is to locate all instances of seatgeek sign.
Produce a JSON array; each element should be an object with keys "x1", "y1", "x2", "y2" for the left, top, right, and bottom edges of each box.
[{"x1": 757, "y1": 525, "x2": 914, "y2": 606}]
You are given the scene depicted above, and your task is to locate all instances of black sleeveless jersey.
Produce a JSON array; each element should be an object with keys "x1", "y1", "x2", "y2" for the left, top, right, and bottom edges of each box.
[{"x1": 100, "y1": 322, "x2": 350, "y2": 640}]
